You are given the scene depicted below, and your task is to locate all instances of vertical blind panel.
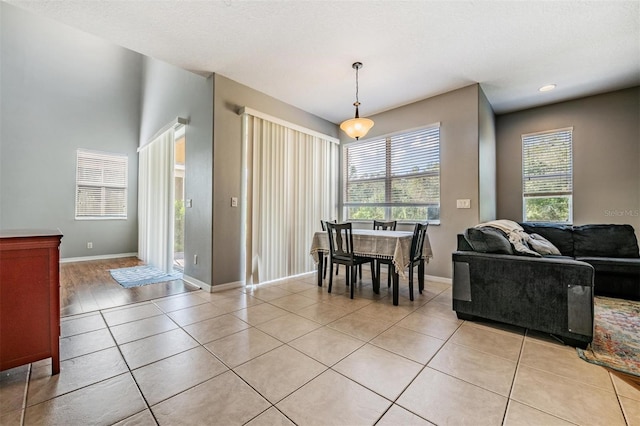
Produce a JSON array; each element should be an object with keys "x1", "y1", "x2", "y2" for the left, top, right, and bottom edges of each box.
[
  {"x1": 248, "y1": 115, "x2": 338, "y2": 283},
  {"x1": 137, "y1": 129, "x2": 175, "y2": 273},
  {"x1": 75, "y1": 149, "x2": 128, "y2": 218},
  {"x1": 522, "y1": 129, "x2": 572, "y2": 195},
  {"x1": 344, "y1": 125, "x2": 440, "y2": 207}
]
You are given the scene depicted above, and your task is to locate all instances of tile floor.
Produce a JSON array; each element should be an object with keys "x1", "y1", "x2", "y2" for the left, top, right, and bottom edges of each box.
[{"x1": 1, "y1": 272, "x2": 639, "y2": 425}]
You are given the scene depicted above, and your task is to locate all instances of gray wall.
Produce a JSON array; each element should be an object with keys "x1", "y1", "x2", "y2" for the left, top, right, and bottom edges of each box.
[
  {"x1": 496, "y1": 87, "x2": 640, "y2": 233},
  {"x1": 0, "y1": 3, "x2": 142, "y2": 258},
  {"x1": 212, "y1": 74, "x2": 338, "y2": 286},
  {"x1": 139, "y1": 57, "x2": 214, "y2": 285},
  {"x1": 478, "y1": 87, "x2": 497, "y2": 222},
  {"x1": 340, "y1": 84, "x2": 485, "y2": 279}
]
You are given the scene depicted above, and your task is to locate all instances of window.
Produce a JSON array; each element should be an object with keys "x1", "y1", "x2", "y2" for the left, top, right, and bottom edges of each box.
[
  {"x1": 343, "y1": 125, "x2": 440, "y2": 222},
  {"x1": 522, "y1": 127, "x2": 573, "y2": 223},
  {"x1": 75, "y1": 149, "x2": 128, "y2": 219}
]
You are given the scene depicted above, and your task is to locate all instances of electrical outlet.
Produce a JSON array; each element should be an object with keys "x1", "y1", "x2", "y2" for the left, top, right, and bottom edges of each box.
[{"x1": 87, "y1": 242, "x2": 93, "y2": 249}]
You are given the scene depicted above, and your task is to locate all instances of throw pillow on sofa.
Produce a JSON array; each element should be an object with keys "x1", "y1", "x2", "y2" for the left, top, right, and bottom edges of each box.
[
  {"x1": 528, "y1": 233, "x2": 562, "y2": 256},
  {"x1": 465, "y1": 227, "x2": 514, "y2": 254},
  {"x1": 520, "y1": 223, "x2": 574, "y2": 256}
]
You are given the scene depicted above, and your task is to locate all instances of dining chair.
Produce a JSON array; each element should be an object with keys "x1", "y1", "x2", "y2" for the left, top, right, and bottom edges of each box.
[
  {"x1": 325, "y1": 222, "x2": 376, "y2": 299},
  {"x1": 406, "y1": 222, "x2": 429, "y2": 301},
  {"x1": 320, "y1": 220, "x2": 339, "y2": 279},
  {"x1": 373, "y1": 220, "x2": 397, "y2": 231},
  {"x1": 372, "y1": 220, "x2": 398, "y2": 288}
]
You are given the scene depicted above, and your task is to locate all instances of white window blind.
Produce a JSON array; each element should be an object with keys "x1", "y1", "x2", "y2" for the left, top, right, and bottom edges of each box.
[
  {"x1": 75, "y1": 149, "x2": 128, "y2": 219},
  {"x1": 343, "y1": 125, "x2": 440, "y2": 222},
  {"x1": 522, "y1": 127, "x2": 573, "y2": 223}
]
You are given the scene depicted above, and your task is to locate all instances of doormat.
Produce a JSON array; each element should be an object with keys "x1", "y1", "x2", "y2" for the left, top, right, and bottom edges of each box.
[
  {"x1": 110, "y1": 265, "x2": 183, "y2": 288},
  {"x1": 577, "y1": 296, "x2": 640, "y2": 377}
]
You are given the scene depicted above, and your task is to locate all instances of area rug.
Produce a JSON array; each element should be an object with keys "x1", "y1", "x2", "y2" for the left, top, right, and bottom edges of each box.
[
  {"x1": 577, "y1": 296, "x2": 640, "y2": 377},
  {"x1": 110, "y1": 265, "x2": 183, "y2": 288}
]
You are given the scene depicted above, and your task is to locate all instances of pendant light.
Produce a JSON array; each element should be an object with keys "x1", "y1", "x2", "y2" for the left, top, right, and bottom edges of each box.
[{"x1": 340, "y1": 62, "x2": 374, "y2": 140}]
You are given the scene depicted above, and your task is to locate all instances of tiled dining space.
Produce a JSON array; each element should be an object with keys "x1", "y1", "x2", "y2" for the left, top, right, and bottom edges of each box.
[{"x1": 1, "y1": 271, "x2": 639, "y2": 425}]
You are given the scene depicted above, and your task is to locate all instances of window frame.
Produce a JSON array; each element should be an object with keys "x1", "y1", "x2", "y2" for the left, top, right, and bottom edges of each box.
[
  {"x1": 75, "y1": 149, "x2": 128, "y2": 220},
  {"x1": 342, "y1": 124, "x2": 441, "y2": 224},
  {"x1": 521, "y1": 127, "x2": 573, "y2": 224}
]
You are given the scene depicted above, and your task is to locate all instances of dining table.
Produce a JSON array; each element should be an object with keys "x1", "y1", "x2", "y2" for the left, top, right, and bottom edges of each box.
[{"x1": 309, "y1": 229, "x2": 433, "y2": 305}]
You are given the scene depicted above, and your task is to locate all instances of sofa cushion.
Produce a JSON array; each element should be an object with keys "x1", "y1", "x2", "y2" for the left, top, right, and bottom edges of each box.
[
  {"x1": 520, "y1": 223, "x2": 574, "y2": 257},
  {"x1": 528, "y1": 233, "x2": 562, "y2": 256},
  {"x1": 576, "y1": 257, "x2": 640, "y2": 274},
  {"x1": 573, "y1": 224, "x2": 640, "y2": 258},
  {"x1": 464, "y1": 227, "x2": 513, "y2": 254}
]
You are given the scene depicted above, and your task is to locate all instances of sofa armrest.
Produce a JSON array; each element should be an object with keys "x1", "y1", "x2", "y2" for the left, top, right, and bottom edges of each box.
[{"x1": 452, "y1": 251, "x2": 594, "y2": 346}]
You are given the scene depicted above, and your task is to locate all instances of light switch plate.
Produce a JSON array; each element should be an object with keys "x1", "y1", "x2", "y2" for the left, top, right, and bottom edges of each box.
[
  {"x1": 231, "y1": 197, "x2": 238, "y2": 207},
  {"x1": 186, "y1": 199, "x2": 192, "y2": 208},
  {"x1": 456, "y1": 199, "x2": 471, "y2": 209}
]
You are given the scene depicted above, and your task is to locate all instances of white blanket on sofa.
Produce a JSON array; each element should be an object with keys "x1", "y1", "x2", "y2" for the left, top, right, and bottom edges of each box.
[{"x1": 474, "y1": 219, "x2": 541, "y2": 256}]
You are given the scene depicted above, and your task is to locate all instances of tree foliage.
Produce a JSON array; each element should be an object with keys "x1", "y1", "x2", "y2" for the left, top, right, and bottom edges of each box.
[{"x1": 524, "y1": 197, "x2": 570, "y2": 222}]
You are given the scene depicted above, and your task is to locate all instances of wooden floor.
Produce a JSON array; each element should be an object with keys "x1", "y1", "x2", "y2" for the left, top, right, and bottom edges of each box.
[{"x1": 60, "y1": 257, "x2": 199, "y2": 317}]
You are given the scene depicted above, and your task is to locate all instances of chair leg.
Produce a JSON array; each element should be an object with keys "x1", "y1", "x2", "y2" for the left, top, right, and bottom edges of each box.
[
  {"x1": 349, "y1": 266, "x2": 355, "y2": 299},
  {"x1": 323, "y1": 255, "x2": 328, "y2": 279},
  {"x1": 375, "y1": 261, "x2": 381, "y2": 293},
  {"x1": 418, "y1": 260, "x2": 425, "y2": 294},
  {"x1": 328, "y1": 261, "x2": 334, "y2": 293},
  {"x1": 370, "y1": 260, "x2": 378, "y2": 294},
  {"x1": 408, "y1": 265, "x2": 414, "y2": 301},
  {"x1": 359, "y1": 264, "x2": 362, "y2": 280},
  {"x1": 392, "y1": 271, "x2": 399, "y2": 306},
  {"x1": 387, "y1": 265, "x2": 392, "y2": 288}
]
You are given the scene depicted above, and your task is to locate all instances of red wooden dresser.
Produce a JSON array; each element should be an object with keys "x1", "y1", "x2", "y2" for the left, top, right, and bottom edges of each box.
[{"x1": 0, "y1": 229, "x2": 63, "y2": 375}]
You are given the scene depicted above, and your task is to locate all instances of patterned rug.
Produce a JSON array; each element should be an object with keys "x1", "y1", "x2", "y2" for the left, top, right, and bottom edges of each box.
[
  {"x1": 577, "y1": 296, "x2": 640, "y2": 377},
  {"x1": 110, "y1": 265, "x2": 183, "y2": 288}
]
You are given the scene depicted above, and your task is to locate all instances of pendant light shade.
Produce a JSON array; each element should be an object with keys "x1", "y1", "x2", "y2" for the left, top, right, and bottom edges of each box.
[{"x1": 340, "y1": 62, "x2": 374, "y2": 140}]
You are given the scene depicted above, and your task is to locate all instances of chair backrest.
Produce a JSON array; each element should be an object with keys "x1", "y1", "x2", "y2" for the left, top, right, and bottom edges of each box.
[
  {"x1": 410, "y1": 222, "x2": 429, "y2": 262},
  {"x1": 320, "y1": 219, "x2": 337, "y2": 231},
  {"x1": 326, "y1": 222, "x2": 355, "y2": 259},
  {"x1": 373, "y1": 220, "x2": 397, "y2": 231}
]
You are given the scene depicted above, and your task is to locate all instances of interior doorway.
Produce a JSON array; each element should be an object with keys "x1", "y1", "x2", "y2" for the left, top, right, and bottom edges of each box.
[{"x1": 173, "y1": 126, "x2": 186, "y2": 271}]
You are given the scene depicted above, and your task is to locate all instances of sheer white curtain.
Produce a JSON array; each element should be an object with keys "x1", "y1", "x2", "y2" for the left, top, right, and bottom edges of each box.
[
  {"x1": 138, "y1": 128, "x2": 175, "y2": 273},
  {"x1": 244, "y1": 113, "x2": 338, "y2": 284}
]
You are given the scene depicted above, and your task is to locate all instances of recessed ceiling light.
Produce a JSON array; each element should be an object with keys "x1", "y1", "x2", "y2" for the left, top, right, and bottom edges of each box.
[{"x1": 539, "y1": 84, "x2": 556, "y2": 92}]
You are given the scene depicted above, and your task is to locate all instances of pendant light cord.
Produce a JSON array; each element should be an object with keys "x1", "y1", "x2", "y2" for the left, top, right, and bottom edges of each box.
[{"x1": 355, "y1": 66, "x2": 359, "y2": 105}]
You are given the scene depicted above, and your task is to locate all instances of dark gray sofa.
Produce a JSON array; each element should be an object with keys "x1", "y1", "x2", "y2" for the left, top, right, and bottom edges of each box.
[
  {"x1": 452, "y1": 223, "x2": 640, "y2": 348},
  {"x1": 519, "y1": 223, "x2": 640, "y2": 301}
]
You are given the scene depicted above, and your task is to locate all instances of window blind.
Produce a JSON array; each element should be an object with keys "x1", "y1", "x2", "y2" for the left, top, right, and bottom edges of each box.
[
  {"x1": 343, "y1": 125, "x2": 440, "y2": 221},
  {"x1": 75, "y1": 149, "x2": 128, "y2": 219},
  {"x1": 522, "y1": 128, "x2": 573, "y2": 197}
]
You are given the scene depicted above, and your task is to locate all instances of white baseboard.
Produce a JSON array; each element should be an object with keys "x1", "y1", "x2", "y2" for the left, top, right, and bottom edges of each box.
[
  {"x1": 182, "y1": 274, "x2": 209, "y2": 291},
  {"x1": 181, "y1": 276, "x2": 244, "y2": 293},
  {"x1": 60, "y1": 252, "x2": 138, "y2": 263},
  {"x1": 426, "y1": 274, "x2": 452, "y2": 285},
  {"x1": 209, "y1": 280, "x2": 244, "y2": 293}
]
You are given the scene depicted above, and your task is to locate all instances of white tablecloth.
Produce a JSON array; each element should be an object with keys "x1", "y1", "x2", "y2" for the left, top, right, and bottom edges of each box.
[{"x1": 310, "y1": 229, "x2": 433, "y2": 279}]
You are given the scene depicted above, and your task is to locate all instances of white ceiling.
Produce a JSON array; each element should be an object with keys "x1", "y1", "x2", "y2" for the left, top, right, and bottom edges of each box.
[{"x1": 7, "y1": 0, "x2": 640, "y2": 124}]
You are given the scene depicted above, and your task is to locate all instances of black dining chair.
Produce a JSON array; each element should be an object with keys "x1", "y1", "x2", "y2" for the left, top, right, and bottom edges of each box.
[
  {"x1": 407, "y1": 222, "x2": 429, "y2": 301},
  {"x1": 325, "y1": 222, "x2": 376, "y2": 299},
  {"x1": 320, "y1": 220, "x2": 339, "y2": 279},
  {"x1": 372, "y1": 220, "x2": 398, "y2": 288},
  {"x1": 373, "y1": 220, "x2": 397, "y2": 231}
]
